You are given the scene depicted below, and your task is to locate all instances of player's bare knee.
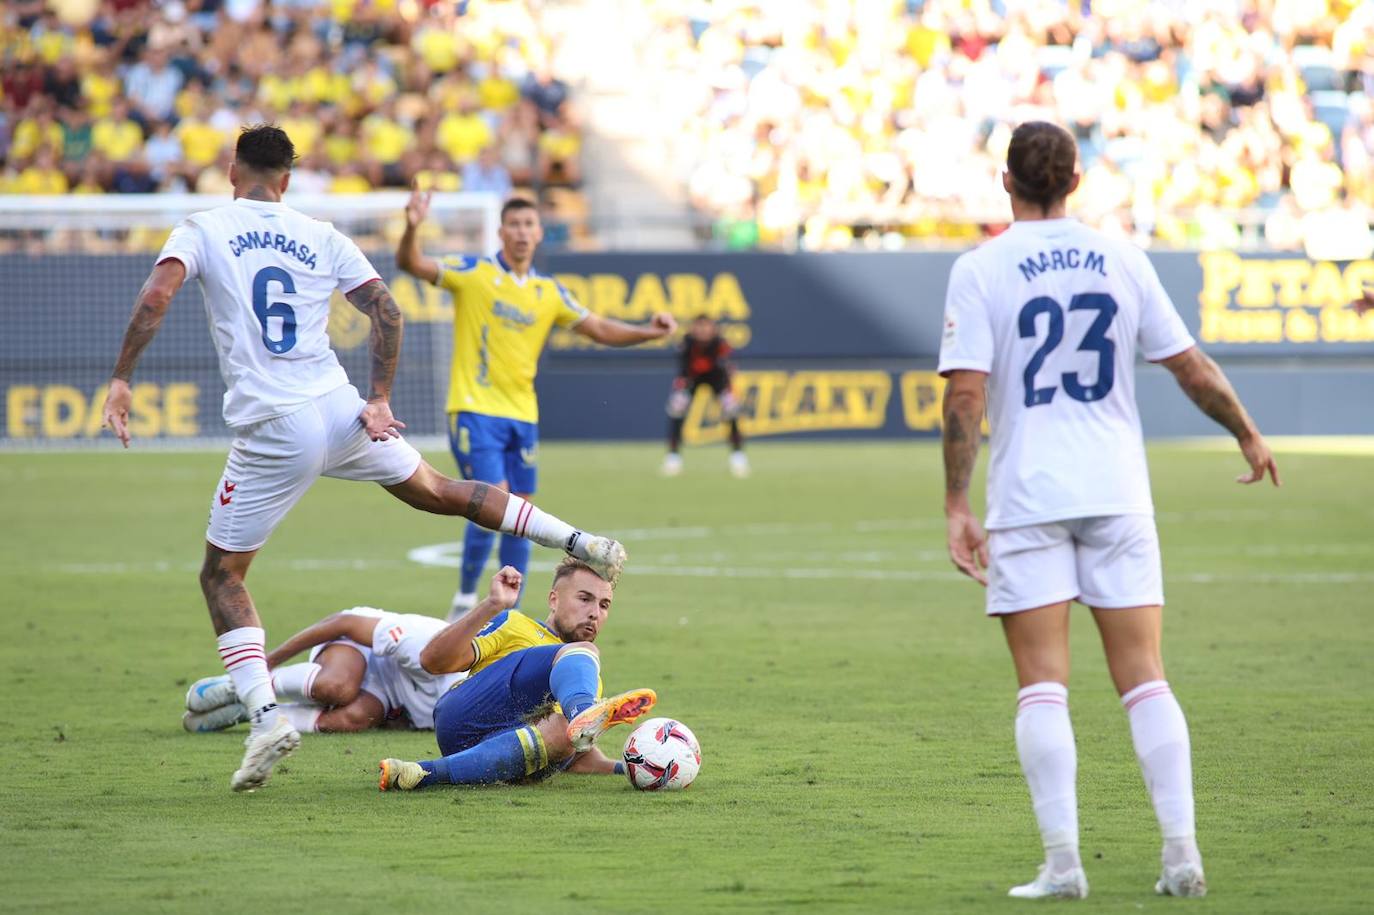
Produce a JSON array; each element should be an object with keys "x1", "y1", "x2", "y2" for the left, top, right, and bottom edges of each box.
[
  {"x1": 555, "y1": 641, "x2": 598, "y2": 662},
  {"x1": 311, "y1": 671, "x2": 360, "y2": 707},
  {"x1": 536, "y1": 714, "x2": 574, "y2": 762}
]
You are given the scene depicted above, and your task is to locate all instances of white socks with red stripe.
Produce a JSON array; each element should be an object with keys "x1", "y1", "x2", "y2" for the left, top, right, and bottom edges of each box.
[
  {"x1": 270, "y1": 662, "x2": 321, "y2": 704},
  {"x1": 217, "y1": 627, "x2": 279, "y2": 732},
  {"x1": 277, "y1": 703, "x2": 322, "y2": 734},
  {"x1": 1122, "y1": 680, "x2": 1200, "y2": 867},
  {"x1": 501, "y1": 494, "x2": 580, "y2": 553},
  {"x1": 1015, "y1": 682, "x2": 1081, "y2": 873}
]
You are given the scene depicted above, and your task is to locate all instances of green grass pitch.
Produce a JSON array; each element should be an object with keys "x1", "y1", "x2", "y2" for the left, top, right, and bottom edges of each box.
[{"x1": 3, "y1": 441, "x2": 1372, "y2": 913}]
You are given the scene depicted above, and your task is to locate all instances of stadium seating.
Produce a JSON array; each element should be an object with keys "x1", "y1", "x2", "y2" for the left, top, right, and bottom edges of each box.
[{"x1": 0, "y1": 0, "x2": 583, "y2": 208}]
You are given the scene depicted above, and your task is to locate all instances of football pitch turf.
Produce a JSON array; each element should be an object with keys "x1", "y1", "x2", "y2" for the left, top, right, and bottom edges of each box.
[{"x1": 3, "y1": 441, "x2": 1371, "y2": 914}]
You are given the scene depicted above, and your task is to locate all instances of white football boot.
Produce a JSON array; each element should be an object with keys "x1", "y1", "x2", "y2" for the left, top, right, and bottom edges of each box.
[
  {"x1": 729, "y1": 451, "x2": 750, "y2": 478},
  {"x1": 185, "y1": 674, "x2": 236, "y2": 712},
  {"x1": 1008, "y1": 865, "x2": 1089, "y2": 899},
  {"x1": 183, "y1": 703, "x2": 248, "y2": 733},
  {"x1": 230, "y1": 715, "x2": 301, "y2": 792},
  {"x1": 1155, "y1": 863, "x2": 1207, "y2": 897},
  {"x1": 573, "y1": 536, "x2": 627, "y2": 583},
  {"x1": 661, "y1": 453, "x2": 683, "y2": 477}
]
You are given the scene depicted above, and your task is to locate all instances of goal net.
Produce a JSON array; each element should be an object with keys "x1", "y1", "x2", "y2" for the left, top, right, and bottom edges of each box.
[{"x1": 0, "y1": 191, "x2": 499, "y2": 449}]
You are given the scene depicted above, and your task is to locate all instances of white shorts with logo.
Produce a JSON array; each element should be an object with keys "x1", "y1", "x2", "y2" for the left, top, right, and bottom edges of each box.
[
  {"x1": 985, "y1": 514, "x2": 1163, "y2": 615},
  {"x1": 206, "y1": 384, "x2": 422, "y2": 553},
  {"x1": 309, "y1": 608, "x2": 465, "y2": 730}
]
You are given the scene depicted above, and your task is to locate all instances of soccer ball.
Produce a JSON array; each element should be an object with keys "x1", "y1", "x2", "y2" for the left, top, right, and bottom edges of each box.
[{"x1": 622, "y1": 717, "x2": 701, "y2": 791}]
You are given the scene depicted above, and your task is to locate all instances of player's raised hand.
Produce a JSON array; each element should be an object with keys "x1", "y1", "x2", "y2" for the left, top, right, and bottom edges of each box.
[
  {"x1": 488, "y1": 565, "x2": 523, "y2": 607},
  {"x1": 404, "y1": 184, "x2": 432, "y2": 228},
  {"x1": 1236, "y1": 432, "x2": 1281, "y2": 487},
  {"x1": 946, "y1": 509, "x2": 990, "y2": 587},
  {"x1": 648, "y1": 312, "x2": 678, "y2": 337},
  {"x1": 102, "y1": 378, "x2": 133, "y2": 448},
  {"x1": 359, "y1": 399, "x2": 405, "y2": 441}
]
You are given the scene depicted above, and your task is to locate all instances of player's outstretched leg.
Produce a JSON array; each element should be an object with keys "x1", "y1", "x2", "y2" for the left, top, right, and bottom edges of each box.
[
  {"x1": 385, "y1": 463, "x2": 627, "y2": 581},
  {"x1": 380, "y1": 721, "x2": 556, "y2": 791},
  {"x1": 550, "y1": 643, "x2": 657, "y2": 751}
]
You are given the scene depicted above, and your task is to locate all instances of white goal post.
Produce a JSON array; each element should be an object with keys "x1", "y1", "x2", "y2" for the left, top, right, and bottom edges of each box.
[{"x1": 0, "y1": 192, "x2": 501, "y2": 449}]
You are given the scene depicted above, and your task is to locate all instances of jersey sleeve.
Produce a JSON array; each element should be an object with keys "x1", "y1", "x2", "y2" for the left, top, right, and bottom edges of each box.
[
  {"x1": 552, "y1": 280, "x2": 590, "y2": 327},
  {"x1": 328, "y1": 226, "x2": 382, "y2": 294},
  {"x1": 369, "y1": 612, "x2": 433, "y2": 677},
  {"x1": 1133, "y1": 249, "x2": 1195, "y2": 362},
  {"x1": 937, "y1": 254, "x2": 994, "y2": 375},
  {"x1": 435, "y1": 254, "x2": 481, "y2": 293},
  {"x1": 156, "y1": 217, "x2": 204, "y2": 280},
  {"x1": 469, "y1": 610, "x2": 515, "y2": 667}
]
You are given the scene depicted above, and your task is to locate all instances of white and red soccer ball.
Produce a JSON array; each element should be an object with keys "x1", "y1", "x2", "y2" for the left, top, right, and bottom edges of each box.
[{"x1": 622, "y1": 717, "x2": 701, "y2": 791}]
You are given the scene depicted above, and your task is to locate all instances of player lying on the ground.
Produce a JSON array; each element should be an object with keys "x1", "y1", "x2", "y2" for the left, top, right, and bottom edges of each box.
[
  {"x1": 100, "y1": 125, "x2": 628, "y2": 792},
  {"x1": 377, "y1": 558, "x2": 656, "y2": 789},
  {"x1": 662, "y1": 314, "x2": 748, "y2": 479},
  {"x1": 183, "y1": 602, "x2": 468, "y2": 735}
]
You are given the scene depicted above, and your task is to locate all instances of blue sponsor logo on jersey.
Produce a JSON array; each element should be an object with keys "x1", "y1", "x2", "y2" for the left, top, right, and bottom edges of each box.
[
  {"x1": 492, "y1": 298, "x2": 536, "y2": 328},
  {"x1": 1017, "y1": 248, "x2": 1106, "y2": 282},
  {"x1": 228, "y1": 231, "x2": 319, "y2": 269}
]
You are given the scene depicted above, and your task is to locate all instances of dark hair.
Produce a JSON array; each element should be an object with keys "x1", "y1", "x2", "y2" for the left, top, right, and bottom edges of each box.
[
  {"x1": 235, "y1": 124, "x2": 296, "y2": 174},
  {"x1": 552, "y1": 556, "x2": 614, "y2": 590},
  {"x1": 1006, "y1": 121, "x2": 1077, "y2": 210},
  {"x1": 500, "y1": 196, "x2": 539, "y2": 223}
]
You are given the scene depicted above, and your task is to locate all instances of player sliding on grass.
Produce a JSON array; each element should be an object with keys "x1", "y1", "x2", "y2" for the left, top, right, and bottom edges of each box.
[
  {"x1": 378, "y1": 558, "x2": 655, "y2": 790},
  {"x1": 183, "y1": 603, "x2": 466, "y2": 735},
  {"x1": 101, "y1": 125, "x2": 626, "y2": 793},
  {"x1": 397, "y1": 190, "x2": 675, "y2": 620},
  {"x1": 939, "y1": 121, "x2": 1279, "y2": 901}
]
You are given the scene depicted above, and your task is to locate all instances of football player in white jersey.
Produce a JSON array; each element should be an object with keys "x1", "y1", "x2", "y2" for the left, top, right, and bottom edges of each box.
[
  {"x1": 99, "y1": 126, "x2": 627, "y2": 792},
  {"x1": 938, "y1": 122, "x2": 1280, "y2": 901}
]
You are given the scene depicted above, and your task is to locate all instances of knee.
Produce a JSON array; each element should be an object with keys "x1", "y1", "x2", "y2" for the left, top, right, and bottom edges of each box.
[
  {"x1": 555, "y1": 641, "x2": 598, "y2": 661},
  {"x1": 311, "y1": 672, "x2": 361, "y2": 707},
  {"x1": 199, "y1": 555, "x2": 240, "y2": 596}
]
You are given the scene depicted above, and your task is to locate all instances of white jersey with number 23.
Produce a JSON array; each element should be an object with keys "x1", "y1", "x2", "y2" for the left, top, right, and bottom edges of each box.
[
  {"x1": 157, "y1": 197, "x2": 380, "y2": 428},
  {"x1": 937, "y1": 218, "x2": 1195, "y2": 531}
]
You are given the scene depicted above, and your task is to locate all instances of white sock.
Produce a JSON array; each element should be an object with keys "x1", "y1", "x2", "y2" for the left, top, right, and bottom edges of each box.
[
  {"x1": 217, "y1": 627, "x2": 279, "y2": 731},
  {"x1": 1015, "y1": 682, "x2": 1081, "y2": 873},
  {"x1": 270, "y1": 662, "x2": 321, "y2": 703},
  {"x1": 277, "y1": 703, "x2": 322, "y2": 733},
  {"x1": 501, "y1": 494, "x2": 580, "y2": 553},
  {"x1": 1122, "y1": 680, "x2": 1198, "y2": 864}
]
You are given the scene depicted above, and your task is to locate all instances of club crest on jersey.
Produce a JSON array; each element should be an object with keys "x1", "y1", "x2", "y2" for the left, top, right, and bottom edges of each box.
[
  {"x1": 228, "y1": 230, "x2": 318, "y2": 269},
  {"x1": 492, "y1": 299, "x2": 536, "y2": 329}
]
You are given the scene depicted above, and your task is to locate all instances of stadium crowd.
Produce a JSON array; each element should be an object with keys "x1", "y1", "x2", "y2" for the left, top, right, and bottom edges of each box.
[
  {"x1": 645, "y1": 0, "x2": 1374, "y2": 251},
  {"x1": 0, "y1": 0, "x2": 581, "y2": 199}
]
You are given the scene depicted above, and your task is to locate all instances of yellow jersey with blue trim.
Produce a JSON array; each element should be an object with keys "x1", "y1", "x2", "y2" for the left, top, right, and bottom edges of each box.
[
  {"x1": 435, "y1": 252, "x2": 589, "y2": 422},
  {"x1": 468, "y1": 609, "x2": 564, "y2": 676}
]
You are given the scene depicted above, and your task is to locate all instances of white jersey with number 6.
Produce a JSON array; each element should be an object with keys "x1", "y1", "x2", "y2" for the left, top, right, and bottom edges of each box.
[
  {"x1": 937, "y1": 218, "x2": 1195, "y2": 531},
  {"x1": 156, "y1": 197, "x2": 380, "y2": 428}
]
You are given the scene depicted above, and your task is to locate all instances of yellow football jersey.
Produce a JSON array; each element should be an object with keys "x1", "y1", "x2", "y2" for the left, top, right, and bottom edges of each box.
[
  {"x1": 436, "y1": 253, "x2": 589, "y2": 423},
  {"x1": 464, "y1": 610, "x2": 603, "y2": 703},
  {"x1": 469, "y1": 610, "x2": 563, "y2": 676}
]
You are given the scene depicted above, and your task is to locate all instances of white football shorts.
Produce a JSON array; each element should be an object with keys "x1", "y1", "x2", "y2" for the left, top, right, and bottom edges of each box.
[
  {"x1": 985, "y1": 514, "x2": 1164, "y2": 615},
  {"x1": 309, "y1": 608, "x2": 463, "y2": 729},
  {"x1": 206, "y1": 384, "x2": 422, "y2": 552}
]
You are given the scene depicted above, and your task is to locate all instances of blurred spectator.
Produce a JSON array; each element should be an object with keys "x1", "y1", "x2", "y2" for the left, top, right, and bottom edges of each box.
[
  {"x1": 462, "y1": 145, "x2": 513, "y2": 197},
  {"x1": 123, "y1": 47, "x2": 183, "y2": 124}
]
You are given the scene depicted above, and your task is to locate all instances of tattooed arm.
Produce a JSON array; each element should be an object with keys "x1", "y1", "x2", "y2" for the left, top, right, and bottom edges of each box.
[
  {"x1": 345, "y1": 278, "x2": 406, "y2": 440},
  {"x1": 1159, "y1": 346, "x2": 1280, "y2": 485},
  {"x1": 941, "y1": 370, "x2": 991, "y2": 585},
  {"x1": 102, "y1": 258, "x2": 187, "y2": 447}
]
